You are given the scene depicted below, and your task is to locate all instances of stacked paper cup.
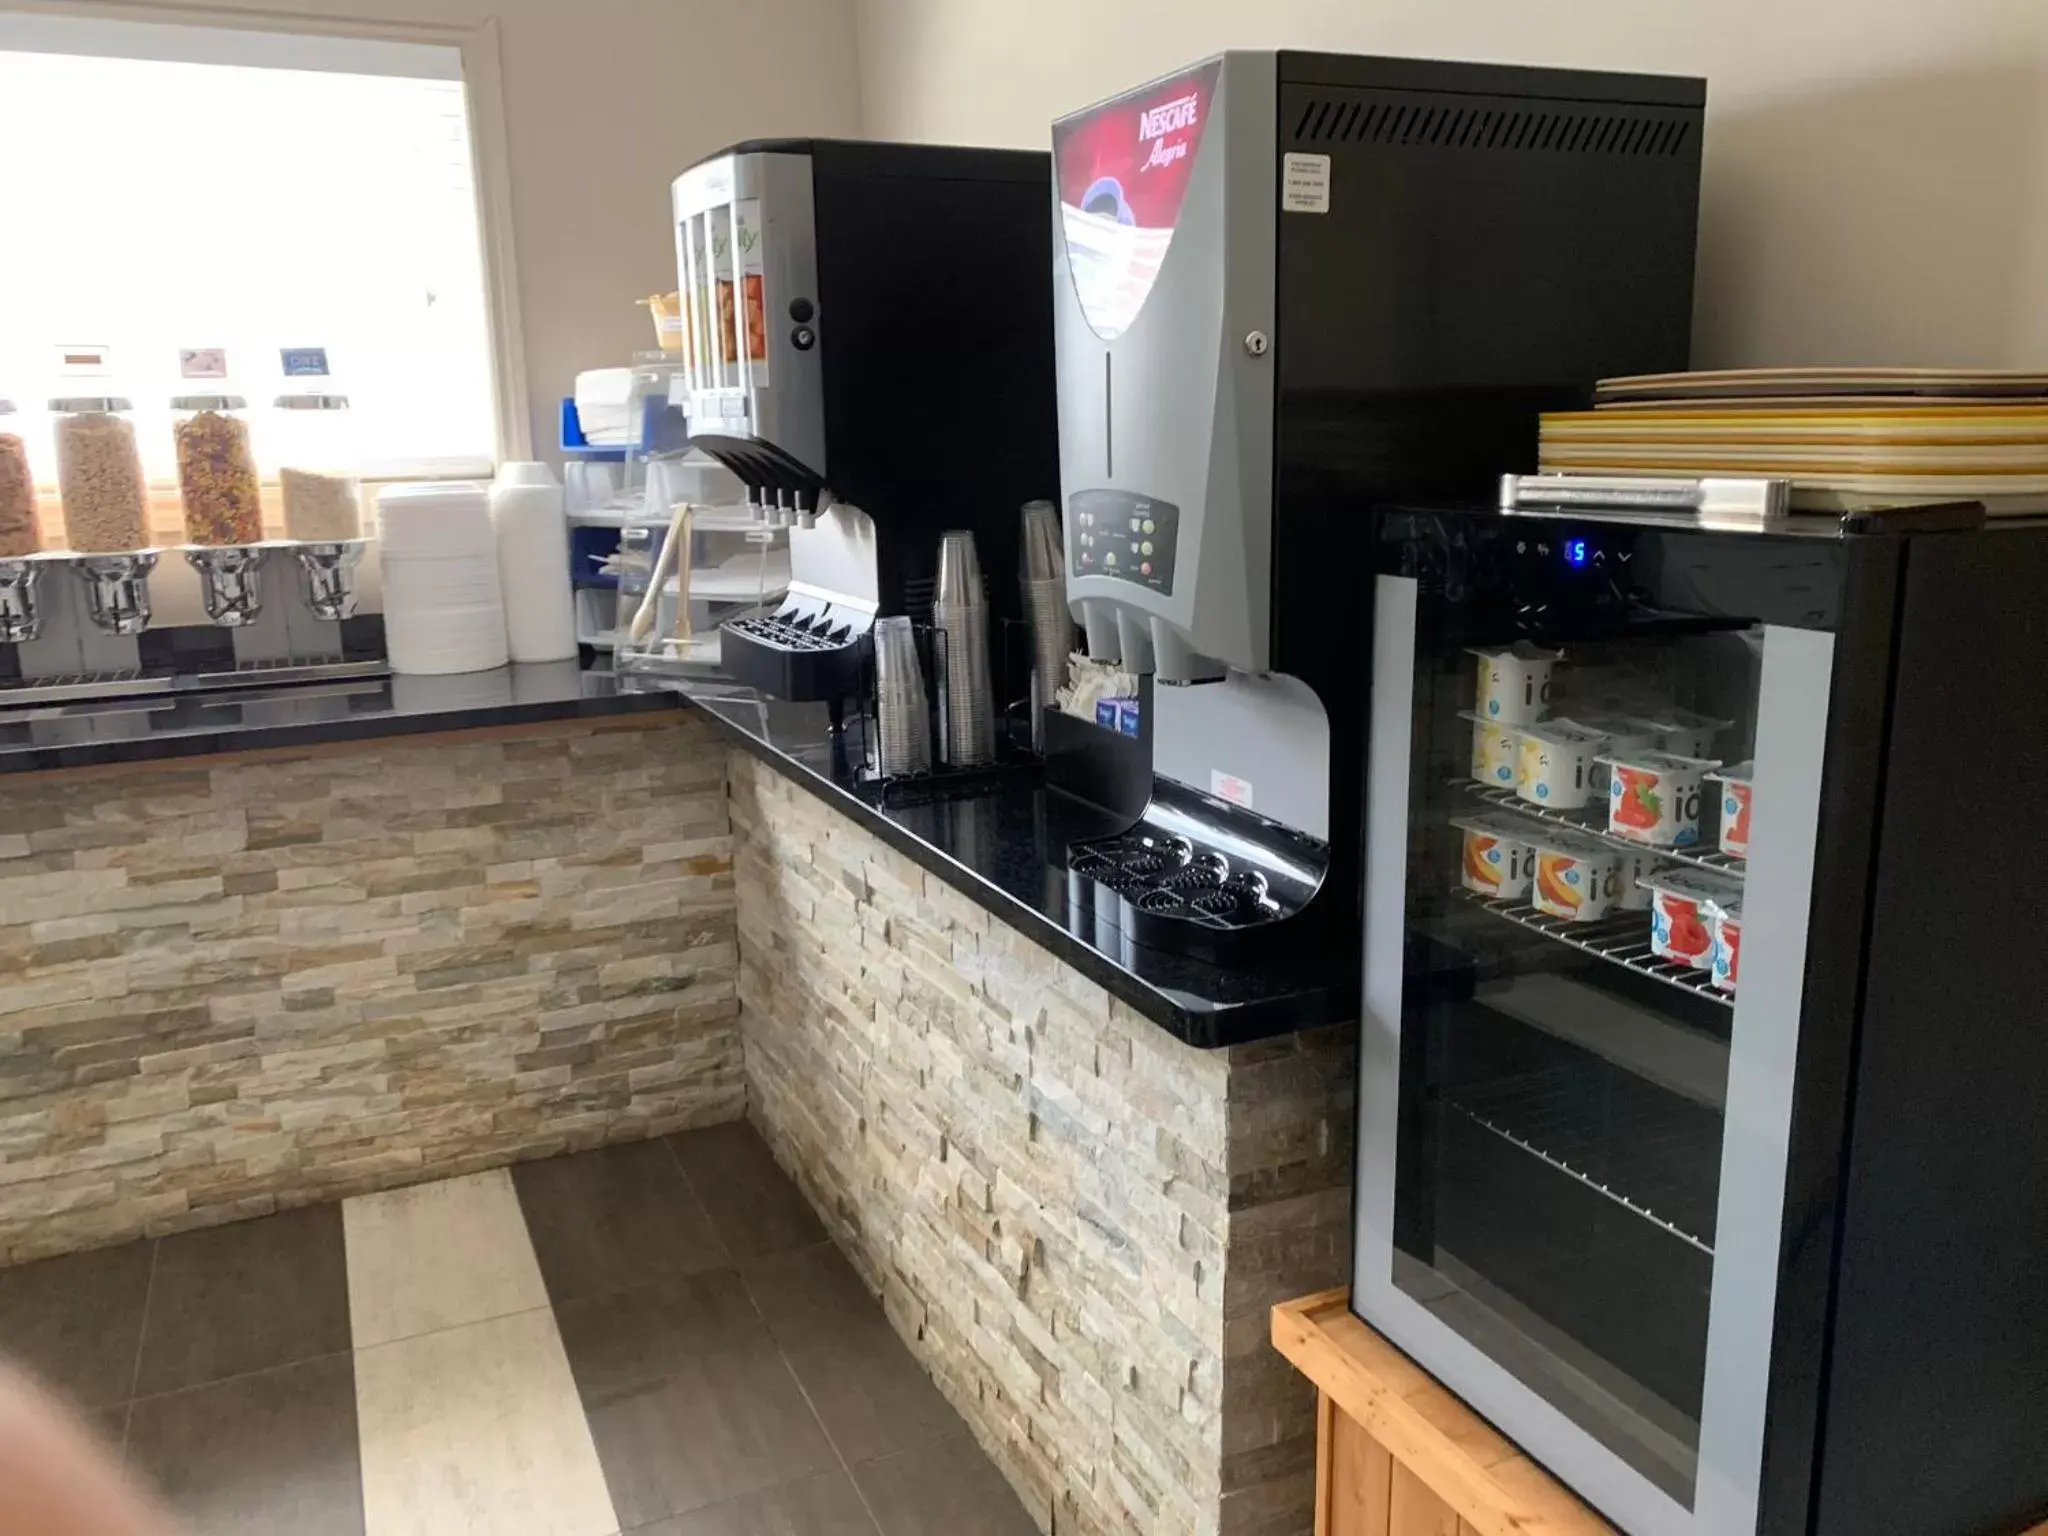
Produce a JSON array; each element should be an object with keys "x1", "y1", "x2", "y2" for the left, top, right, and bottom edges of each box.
[{"x1": 376, "y1": 482, "x2": 509, "y2": 675}]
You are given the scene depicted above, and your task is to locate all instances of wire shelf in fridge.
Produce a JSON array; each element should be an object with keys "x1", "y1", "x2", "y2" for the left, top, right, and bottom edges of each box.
[
  {"x1": 1440, "y1": 1063, "x2": 1720, "y2": 1255},
  {"x1": 1459, "y1": 780, "x2": 1747, "y2": 880},
  {"x1": 1453, "y1": 890, "x2": 1733, "y2": 1009}
]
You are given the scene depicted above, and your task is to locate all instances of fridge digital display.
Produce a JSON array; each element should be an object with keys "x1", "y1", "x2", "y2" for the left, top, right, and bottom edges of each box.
[{"x1": 1053, "y1": 58, "x2": 1221, "y2": 342}]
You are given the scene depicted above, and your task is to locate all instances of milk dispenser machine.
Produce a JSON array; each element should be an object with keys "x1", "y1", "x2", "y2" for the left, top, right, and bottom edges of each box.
[{"x1": 1052, "y1": 52, "x2": 1704, "y2": 956}]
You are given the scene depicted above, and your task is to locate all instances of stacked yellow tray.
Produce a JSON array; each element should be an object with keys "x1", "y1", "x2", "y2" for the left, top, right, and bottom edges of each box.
[{"x1": 1541, "y1": 369, "x2": 2048, "y2": 513}]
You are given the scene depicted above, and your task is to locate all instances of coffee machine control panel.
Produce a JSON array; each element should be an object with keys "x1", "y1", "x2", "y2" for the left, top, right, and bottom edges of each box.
[{"x1": 1069, "y1": 489, "x2": 1180, "y2": 595}]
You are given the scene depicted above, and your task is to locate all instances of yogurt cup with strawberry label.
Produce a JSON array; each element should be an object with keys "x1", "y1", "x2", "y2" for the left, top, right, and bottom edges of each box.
[
  {"x1": 1599, "y1": 750, "x2": 1720, "y2": 848},
  {"x1": 1450, "y1": 811, "x2": 1539, "y2": 900},
  {"x1": 1642, "y1": 867, "x2": 1743, "y2": 969},
  {"x1": 1469, "y1": 642, "x2": 1562, "y2": 726},
  {"x1": 1706, "y1": 760, "x2": 1755, "y2": 859},
  {"x1": 1705, "y1": 894, "x2": 1743, "y2": 992},
  {"x1": 1528, "y1": 834, "x2": 1627, "y2": 922},
  {"x1": 1573, "y1": 712, "x2": 1664, "y2": 796},
  {"x1": 1515, "y1": 720, "x2": 1606, "y2": 811},
  {"x1": 1459, "y1": 711, "x2": 1523, "y2": 788}
]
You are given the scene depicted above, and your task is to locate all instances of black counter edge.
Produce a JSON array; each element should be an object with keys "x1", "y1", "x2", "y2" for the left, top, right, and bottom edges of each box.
[
  {"x1": 0, "y1": 690, "x2": 683, "y2": 776},
  {"x1": 684, "y1": 699, "x2": 1349, "y2": 1050}
]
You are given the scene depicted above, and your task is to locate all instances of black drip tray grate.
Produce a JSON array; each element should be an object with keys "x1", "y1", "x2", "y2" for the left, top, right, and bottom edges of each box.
[
  {"x1": 726, "y1": 612, "x2": 859, "y2": 652},
  {"x1": 1066, "y1": 829, "x2": 1287, "y2": 935}
]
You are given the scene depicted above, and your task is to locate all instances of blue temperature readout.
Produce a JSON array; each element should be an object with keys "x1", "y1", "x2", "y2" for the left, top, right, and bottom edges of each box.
[{"x1": 1563, "y1": 537, "x2": 1591, "y2": 569}]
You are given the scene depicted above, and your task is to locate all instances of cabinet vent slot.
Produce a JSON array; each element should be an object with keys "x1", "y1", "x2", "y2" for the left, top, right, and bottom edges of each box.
[{"x1": 1291, "y1": 97, "x2": 1692, "y2": 157}]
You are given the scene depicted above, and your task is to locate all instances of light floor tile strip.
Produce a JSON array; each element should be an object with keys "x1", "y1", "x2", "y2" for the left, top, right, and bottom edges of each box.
[
  {"x1": 344, "y1": 1170, "x2": 620, "y2": 1536},
  {"x1": 343, "y1": 1170, "x2": 552, "y2": 1348}
]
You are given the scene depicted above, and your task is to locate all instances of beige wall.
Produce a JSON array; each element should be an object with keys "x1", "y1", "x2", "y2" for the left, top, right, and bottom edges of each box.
[
  {"x1": 72, "y1": 0, "x2": 863, "y2": 456},
  {"x1": 853, "y1": 0, "x2": 2048, "y2": 368}
]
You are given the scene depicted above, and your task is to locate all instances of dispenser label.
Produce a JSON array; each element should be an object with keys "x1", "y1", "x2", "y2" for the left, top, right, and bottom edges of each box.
[
  {"x1": 1055, "y1": 57, "x2": 1221, "y2": 342},
  {"x1": 1068, "y1": 488, "x2": 1179, "y2": 596},
  {"x1": 1281, "y1": 153, "x2": 1331, "y2": 213}
]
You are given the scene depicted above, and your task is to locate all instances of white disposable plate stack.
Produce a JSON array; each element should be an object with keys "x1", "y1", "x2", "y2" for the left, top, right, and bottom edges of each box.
[{"x1": 377, "y1": 482, "x2": 510, "y2": 676}]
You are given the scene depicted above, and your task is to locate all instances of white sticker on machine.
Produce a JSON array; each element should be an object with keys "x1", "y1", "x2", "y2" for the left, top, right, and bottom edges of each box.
[
  {"x1": 1211, "y1": 770, "x2": 1255, "y2": 809},
  {"x1": 1281, "y1": 152, "x2": 1331, "y2": 214}
]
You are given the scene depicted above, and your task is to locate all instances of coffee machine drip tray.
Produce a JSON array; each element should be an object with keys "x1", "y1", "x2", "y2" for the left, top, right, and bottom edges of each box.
[{"x1": 1065, "y1": 779, "x2": 1327, "y2": 962}]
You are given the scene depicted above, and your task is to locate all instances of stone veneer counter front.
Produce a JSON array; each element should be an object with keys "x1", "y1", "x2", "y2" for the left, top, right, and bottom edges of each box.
[
  {"x1": 0, "y1": 712, "x2": 740, "y2": 1263},
  {"x1": 732, "y1": 752, "x2": 1356, "y2": 1536}
]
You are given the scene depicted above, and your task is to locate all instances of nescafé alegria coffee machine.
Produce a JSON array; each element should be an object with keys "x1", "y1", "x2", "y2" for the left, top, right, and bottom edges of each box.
[
  {"x1": 1053, "y1": 50, "x2": 1704, "y2": 958},
  {"x1": 670, "y1": 139, "x2": 1060, "y2": 703}
]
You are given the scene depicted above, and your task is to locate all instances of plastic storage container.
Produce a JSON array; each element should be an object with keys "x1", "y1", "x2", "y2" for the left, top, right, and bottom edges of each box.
[
  {"x1": 272, "y1": 391, "x2": 362, "y2": 542},
  {"x1": 0, "y1": 399, "x2": 40, "y2": 558},
  {"x1": 172, "y1": 394, "x2": 264, "y2": 545},
  {"x1": 50, "y1": 396, "x2": 148, "y2": 553}
]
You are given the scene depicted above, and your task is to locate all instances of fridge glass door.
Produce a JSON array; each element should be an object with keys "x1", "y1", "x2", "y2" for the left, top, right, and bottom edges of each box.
[{"x1": 1352, "y1": 509, "x2": 1846, "y2": 1536}]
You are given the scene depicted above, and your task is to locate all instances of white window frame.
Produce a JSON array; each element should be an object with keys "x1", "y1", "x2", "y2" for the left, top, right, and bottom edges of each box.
[{"x1": 0, "y1": 0, "x2": 532, "y2": 463}]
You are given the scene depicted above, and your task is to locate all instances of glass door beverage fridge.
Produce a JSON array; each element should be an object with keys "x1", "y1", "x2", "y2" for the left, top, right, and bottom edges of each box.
[{"x1": 1352, "y1": 501, "x2": 2048, "y2": 1536}]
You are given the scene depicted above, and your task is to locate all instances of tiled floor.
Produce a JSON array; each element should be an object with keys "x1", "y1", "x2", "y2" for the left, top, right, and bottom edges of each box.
[{"x1": 0, "y1": 1122, "x2": 1039, "y2": 1536}]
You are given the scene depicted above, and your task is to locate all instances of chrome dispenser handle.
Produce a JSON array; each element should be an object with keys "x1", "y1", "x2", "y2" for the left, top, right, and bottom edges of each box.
[{"x1": 1499, "y1": 473, "x2": 1792, "y2": 526}]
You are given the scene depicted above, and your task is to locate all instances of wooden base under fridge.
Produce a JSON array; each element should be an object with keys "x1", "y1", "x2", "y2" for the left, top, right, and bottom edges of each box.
[
  {"x1": 1271, "y1": 1288, "x2": 1615, "y2": 1536},
  {"x1": 1273, "y1": 1289, "x2": 2048, "y2": 1536}
]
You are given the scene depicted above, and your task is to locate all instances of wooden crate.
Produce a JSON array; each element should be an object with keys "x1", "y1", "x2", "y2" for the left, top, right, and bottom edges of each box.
[{"x1": 1273, "y1": 1289, "x2": 2048, "y2": 1536}]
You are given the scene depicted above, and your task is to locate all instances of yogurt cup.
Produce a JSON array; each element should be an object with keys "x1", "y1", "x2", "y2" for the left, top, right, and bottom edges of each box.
[
  {"x1": 1460, "y1": 711, "x2": 1522, "y2": 788},
  {"x1": 1514, "y1": 720, "x2": 1606, "y2": 811},
  {"x1": 1529, "y1": 834, "x2": 1627, "y2": 922},
  {"x1": 1706, "y1": 895, "x2": 1743, "y2": 993},
  {"x1": 1707, "y1": 760, "x2": 1755, "y2": 859},
  {"x1": 1637, "y1": 707, "x2": 1731, "y2": 761},
  {"x1": 1573, "y1": 712, "x2": 1665, "y2": 796},
  {"x1": 1450, "y1": 811, "x2": 1539, "y2": 900},
  {"x1": 1598, "y1": 750, "x2": 1721, "y2": 848},
  {"x1": 1642, "y1": 867, "x2": 1743, "y2": 969},
  {"x1": 1614, "y1": 844, "x2": 1660, "y2": 912},
  {"x1": 1470, "y1": 642, "x2": 1562, "y2": 726}
]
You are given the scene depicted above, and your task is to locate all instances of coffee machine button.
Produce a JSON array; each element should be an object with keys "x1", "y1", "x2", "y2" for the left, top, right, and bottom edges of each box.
[
  {"x1": 1142, "y1": 519, "x2": 1156, "y2": 534},
  {"x1": 1141, "y1": 562, "x2": 1153, "y2": 576},
  {"x1": 791, "y1": 326, "x2": 817, "y2": 351},
  {"x1": 789, "y1": 297, "x2": 815, "y2": 322},
  {"x1": 1106, "y1": 552, "x2": 1119, "y2": 568},
  {"x1": 1141, "y1": 541, "x2": 1153, "y2": 556}
]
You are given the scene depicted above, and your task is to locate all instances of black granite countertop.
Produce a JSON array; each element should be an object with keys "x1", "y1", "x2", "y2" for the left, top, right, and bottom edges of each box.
[
  {"x1": 679, "y1": 680, "x2": 1356, "y2": 1049},
  {"x1": 0, "y1": 662, "x2": 681, "y2": 773}
]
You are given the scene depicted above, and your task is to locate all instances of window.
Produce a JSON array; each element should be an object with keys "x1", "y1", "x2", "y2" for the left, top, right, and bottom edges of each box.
[{"x1": 0, "y1": 19, "x2": 498, "y2": 547}]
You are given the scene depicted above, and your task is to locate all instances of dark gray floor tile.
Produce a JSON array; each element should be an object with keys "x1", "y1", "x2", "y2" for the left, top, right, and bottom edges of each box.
[
  {"x1": 852, "y1": 1435, "x2": 1039, "y2": 1536},
  {"x1": 631, "y1": 1469, "x2": 879, "y2": 1535},
  {"x1": 784, "y1": 1328, "x2": 967, "y2": 1467},
  {"x1": 579, "y1": 1339, "x2": 839, "y2": 1527},
  {"x1": 555, "y1": 1268, "x2": 765, "y2": 1397},
  {"x1": 744, "y1": 1243, "x2": 964, "y2": 1464},
  {"x1": 128, "y1": 1352, "x2": 363, "y2": 1536},
  {"x1": 133, "y1": 1206, "x2": 350, "y2": 1397},
  {"x1": 0, "y1": 1238, "x2": 155, "y2": 1408},
  {"x1": 514, "y1": 1140, "x2": 728, "y2": 1304},
  {"x1": 668, "y1": 1122, "x2": 825, "y2": 1261},
  {"x1": 740, "y1": 1241, "x2": 880, "y2": 1352}
]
